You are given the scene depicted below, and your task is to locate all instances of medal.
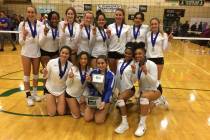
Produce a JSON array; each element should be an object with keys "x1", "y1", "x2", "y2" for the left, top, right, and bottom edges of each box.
[
  {"x1": 58, "y1": 59, "x2": 68, "y2": 79},
  {"x1": 151, "y1": 32, "x2": 159, "y2": 52},
  {"x1": 120, "y1": 60, "x2": 132, "y2": 80},
  {"x1": 51, "y1": 28, "x2": 58, "y2": 40},
  {"x1": 68, "y1": 23, "x2": 74, "y2": 40},
  {"x1": 133, "y1": 24, "x2": 141, "y2": 40},
  {"x1": 27, "y1": 19, "x2": 37, "y2": 38},
  {"x1": 99, "y1": 27, "x2": 107, "y2": 44},
  {"x1": 115, "y1": 23, "x2": 123, "y2": 43},
  {"x1": 85, "y1": 25, "x2": 91, "y2": 41}
]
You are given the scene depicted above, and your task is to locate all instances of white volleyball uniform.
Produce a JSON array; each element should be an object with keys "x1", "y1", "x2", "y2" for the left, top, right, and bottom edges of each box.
[
  {"x1": 91, "y1": 28, "x2": 109, "y2": 57},
  {"x1": 66, "y1": 66, "x2": 90, "y2": 97},
  {"x1": 146, "y1": 32, "x2": 168, "y2": 59},
  {"x1": 19, "y1": 20, "x2": 42, "y2": 58},
  {"x1": 108, "y1": 23, "x2": 130, "y2": 54},
  {"x1": 127, "y1": 24, "x2": 149, "y2": 43},
  {"x1": 39, "y1": 24, "x2": 60, "y2": 53},
  {"x1": 59, "y1": 21, "x2": 80, "y2": 50},
  {"x1": 45, "y1": 58, "x2": 73, "y2": 96},
  {"x1": 77, "y1": 25, "x2": 95, "y2": 54},
  {"x1": 137, "y1": 60, "x2": 159, "y2": 92},
  {"x1": 115, "y1": 59, "x2": 136, "y2": 93}
]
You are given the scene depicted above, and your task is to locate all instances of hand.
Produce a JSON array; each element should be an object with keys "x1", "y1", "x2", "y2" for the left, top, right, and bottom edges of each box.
[
  {"x1": 22, "y1": 24, "x2": 28, "y2": 40},
  {"x1": 168, "y1": 32, "x2": 174, "y2": 41},
  {"x1": 85, "y1": 74, "x2": 91, "y2": 82},
  {"x1": 42, "y1": 67, "x2": 48, "y2": 78},
  {"x1": 98, "y1": 102, "x2": 105, "y2": 110},
  {"x1": 92, "y1": 26, "x2": 96, "y2": 35},
  {"x1": 141, "y1": 64, "x2": 148, "y2": 75},
  {"x1": 79, "y1": 95, "x2": 86, "y2": 104},
  {"x1": 80, "y1": 21, "x2": 84, "y2": 30},
  {"x1": 106, "y1": 28, "x2": 111, "y2": 38},
  {"x1": 131, "y1": 64, "x2": 136, "y2": 74},
  {"x1": 68, "y1": 68, "x2": 74, "y2": 79},
  {"x1": 44, "y1": 26, "x2": 49, "y2": 36}
]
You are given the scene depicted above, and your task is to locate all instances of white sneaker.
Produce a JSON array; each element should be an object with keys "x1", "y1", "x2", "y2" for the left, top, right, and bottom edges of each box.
[
  {"x1": 32, "y1": 94, "x2": 42, "y2": 102},
  {"x1": 115, "y1": 122, "x2": 129, "y2": 134},
  {"x1": 134, "y1": 123, "x2": 146, "y2": 137},
  {"x1": 27, "y1": 96, "x2": 35, "y2": 106},
  {"x1": 154, "y1": 95, "x2": 169, "y2": 110}
]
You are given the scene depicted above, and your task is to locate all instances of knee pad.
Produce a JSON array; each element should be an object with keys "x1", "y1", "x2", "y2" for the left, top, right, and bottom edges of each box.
[
  {"x1": 33, "y1": 74, "x2": 39, "y2": 80},
  {"x1": 140, "y1": 97, "x2": 149, "y2": 105},
  {"x1": 116, "y1": 99, "x2": 125, "y2": 107},
  {"x1": 23, "y1": 76, "x2": 30, "y2": 82}
]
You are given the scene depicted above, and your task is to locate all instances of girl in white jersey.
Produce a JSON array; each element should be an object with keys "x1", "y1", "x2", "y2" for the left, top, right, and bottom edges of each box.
[
  {"x1": 77, "y1": 11, "x2": 95, "y2": 55},
  {"x1": 115, "y1": 42, "x2": 137, "y2": 134},
  {"x1": 43, "y1": 46, "x2": 73, "y2": 116},
  {"x1": 91, "y1": 10, "x2": 111, "y2": 68},
  {"x1": 127, "y1": 12, "x2": 149, "y2": 43},
  {"x1": 18, "y1": 6, "x2": 42, "y2": 106},
  {"x1": 60, "y1": 7, "x2": 80, "y2": 64},
  {"x1": 108, "y1": 8, "x2": 130, "y2": 73},
  {"x1": 146, "y1": 17, "x2": 169, "y2": 107},
  {"x1": 65, "y1": 51, "x2": 91, "y2": 118},
  {"x1": 39, "y1": 11, "x2": 60, "y2": 93},
  {"x1": 134, "y1": 42, "x2": 162, "y2": 137}
]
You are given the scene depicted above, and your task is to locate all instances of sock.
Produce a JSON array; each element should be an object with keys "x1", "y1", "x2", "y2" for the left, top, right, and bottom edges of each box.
[
  {"x1": 140, "y1": 115, "x2": 147, "y2": 125},
  {"x1": 122, "y1": 115, "x2": 128, "y2": 124},
  {"x1": 32, "y1": 87, "x2": 37, "y2": 95}
]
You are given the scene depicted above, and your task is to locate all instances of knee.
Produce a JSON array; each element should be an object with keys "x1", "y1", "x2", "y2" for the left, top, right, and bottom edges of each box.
[
  {"x1": 71, "y1": 112, "x2": 80, "y2": 119},
  {"x1": 57, "y1": 110, "x2": 65, "y2": 116},
  {"x1": 84, "y1": 115, "x2": 94, "y2": 122},
  {"x1": 95, "y1": 118, "x2": 105, "y2": 124},
  {"x1": 139, "y1": 97, "x2": 149, "y2": 105},
  {"x1": 116, "y1": 99, "x2": 125, "y2": 107},
  {"x1": 48, "y1": 111, "x2": 56, "y2": 117}
]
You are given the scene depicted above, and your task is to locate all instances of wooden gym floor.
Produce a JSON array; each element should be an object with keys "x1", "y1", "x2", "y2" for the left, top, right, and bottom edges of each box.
[{"x1": 0, "y1": 40, "x2": 210, "y2": 140}]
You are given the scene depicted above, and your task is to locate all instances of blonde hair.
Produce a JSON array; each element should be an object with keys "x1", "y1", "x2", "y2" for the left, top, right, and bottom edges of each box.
[
  {"x1": 26, "y1": 5, "x2": 37, "y2": 14},
  {"x1": 150, "y1": 17, "x2": 164, "y2": 36}
]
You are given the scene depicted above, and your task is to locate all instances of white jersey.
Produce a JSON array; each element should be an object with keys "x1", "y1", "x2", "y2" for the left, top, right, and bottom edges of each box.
[
  {"x1": 108, "y1": 23, "x2": 130, "y2": 54},
  {"x1": 66, "y1": 66, "x2": 90, "y2": 97},
  {"x1": 91, "y1": 27, "x2": 109, "y2": 57},
  {"x1": 146, "y1": 31, "x2": 168, "y2": 58},
  {"x1": 18, "y1": 20, "x2": 42, "y2": 58},
  {"x1": 127, "y1": 24, "x2": 149, "y2": 43},
  {"x1": 115, "y1": 59, "x2": 136, "y2": 93},
  {"x1": 59, "y1": 21, "x2": 80, "y2": 50},
  {"x1": 137, "y1": 60, "x2": 159, "y2": 91},
  {"x1": 45, "y1": 58, "x2": 73, "y2": 96},
  {"x1": 39, "y1": 25, "x2": 60, "y2": 52},
  {"x1": 77, "y1": 25, "x2": 95, "y2": 54}
]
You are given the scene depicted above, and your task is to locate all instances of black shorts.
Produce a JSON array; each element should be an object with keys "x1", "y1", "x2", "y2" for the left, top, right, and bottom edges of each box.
[
  {"x1": 157, "y1": 84, "x2": 163, "y2": 94},
  {"x1": 65, "y1": 91, "x2": 74, "y2": 98},
  {"x1": 148, "y1": 57, "x2": 164, "y2": 65},
  {"x1": 41, "y1": 49, "x2": 59, "y2": 58},
  {"x1": 131, "y1": 86, "x2": 136, "y2": 93},
  {"x1": 108, "y1": 51, "x2": 124, "y2": 59},
  {"x1": 44, "y1": 87, "x2": 50, "y2": 94}
]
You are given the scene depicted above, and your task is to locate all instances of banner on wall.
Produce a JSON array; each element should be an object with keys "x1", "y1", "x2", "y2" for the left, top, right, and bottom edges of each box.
[
  {"x1": 84, "y1": 4, "x2": 92, "y2": 11},
  {"x1": 127, "y1": 5, "x2": 139, "y2": 13},
  {"x1": 73, "y1": 4, "x2": 84, "y2": 13},
  {"x1": 128, "y1": 14, "x2": 135, "y2": 20},
  {"x1": 179, "y1": 0, "x2": 204, "y2": 6},
  {"x1": 139, "y1": 5, "x2": 147, "y2": 12},
  {"x1": 37, "y1": 6, "x2": 55, "y2": 13},
  {"x1": 96, "y1": 4, "x2": 122, "y2": 13}
]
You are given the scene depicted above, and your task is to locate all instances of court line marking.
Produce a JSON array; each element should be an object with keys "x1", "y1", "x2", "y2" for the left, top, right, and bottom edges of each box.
[
  {"x1": 0, "y1": 70, "x2": 22, "y2": 78},
  {"x1": 172, "y1": 52, "x2": 210, "y2": 76}
]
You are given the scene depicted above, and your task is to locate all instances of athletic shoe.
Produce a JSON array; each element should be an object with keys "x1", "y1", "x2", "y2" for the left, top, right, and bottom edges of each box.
[
  {"x1": 134, "y1": 122, "x2": 146, "y2": 137},
  {"x1": 115, "y1": 122, "x2": 129, "y2": 134},
  {"x1": 27, "y1": 96, "x2": 35, "y2": 106}
]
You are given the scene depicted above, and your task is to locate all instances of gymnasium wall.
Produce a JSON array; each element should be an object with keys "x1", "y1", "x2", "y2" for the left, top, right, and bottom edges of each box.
[{"x1": 0, "y1": 0, "x2": 210, "y2": 25}]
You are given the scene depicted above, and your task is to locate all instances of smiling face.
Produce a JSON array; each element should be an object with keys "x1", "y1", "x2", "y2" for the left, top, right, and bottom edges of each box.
[
  {"x1": 66, "y1": 9, "x2": 75, "y2": 23},
  {"x1": 50, "y1": 13, "x2": 59, "y2": 28},
  {"x1": 84, "y1": 12, "x2": 93, "y2": 26},
  {"x1": 150, "y1": 18, "x2": 159, "y2": 33},
  {"x1": 59, "y1": 48, "x2": 70, "y2": 62},
  {"x1": 97, "y1": 58, "x2": 107, "y2": 72},
  {"x1": 97, "y1": 15, "x2": 106, "y2": 28},
  {"x1": 115, "y1": 10, "x2": 124, "y2": 25},
  {"x1": 26, "y1": 6, "x2": 36, "y2": 21},
  {"x1": 134, "y1": 14, "x2": 143, "y2": 26},
  {"x1": 79, "y1": 54, "x2": 88, "y2": 68},
  {"x1": 134, "y1": 48, "x2": 145, "y2": 63},
  {"x1": 124, "y1": 48, "x2": 133, "y2": 62}
]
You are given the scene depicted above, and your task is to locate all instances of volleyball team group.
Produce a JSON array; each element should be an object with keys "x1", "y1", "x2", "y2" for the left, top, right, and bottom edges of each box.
[{"x1": 18, "y1": 5, "x2": 170, "y2": 137}]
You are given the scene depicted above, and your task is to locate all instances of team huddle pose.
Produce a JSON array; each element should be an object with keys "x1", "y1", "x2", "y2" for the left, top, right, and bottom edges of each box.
[{"x1": 19, "y1": 5, "x2": 169, "y2": 137}]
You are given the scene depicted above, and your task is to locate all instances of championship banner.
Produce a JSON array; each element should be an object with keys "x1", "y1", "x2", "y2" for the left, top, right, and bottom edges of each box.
[{"x1": 96, "y1": 4, "x2": 122, "y2": 13}]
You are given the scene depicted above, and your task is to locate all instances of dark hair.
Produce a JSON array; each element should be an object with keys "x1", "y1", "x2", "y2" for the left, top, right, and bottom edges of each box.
[
  {"x1": 95, "y1": 10, "x2": 107, "y2": 28},
  {"x1": 96, "y1": 55, "x2": 108, "y2": 63},
  {"x1": 134, "y1": 42, "x2": 146, "y2": 54},
  {"x1": 134, "y1": 12, "x2": 144, "y2": 21},
  {"x1": 65, "y1": 7, "x2": 77, "y2": 22},
  {"x1": 59, "y1": 46, "x2": 72, "y2": 55},
  {"x1": 115, "y1": 8, "x2": 125, "y2": 24},
  {"x1": 125, "y1": 42, "x2": 135, "y2": 54},
  {"x1": 76, "y1": 51, "x2": 90, "y2": 68},
  {"x1": 48, "y1": 11, "x2": 60, "y2": 21}
]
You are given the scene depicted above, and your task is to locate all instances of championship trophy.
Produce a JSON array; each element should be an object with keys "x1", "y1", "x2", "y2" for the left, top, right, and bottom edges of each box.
[{"x1": 86, "y1": 74, "x2": 105, "y2": 108}]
